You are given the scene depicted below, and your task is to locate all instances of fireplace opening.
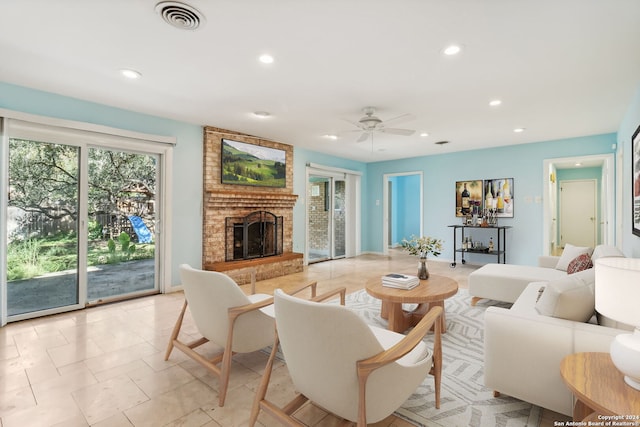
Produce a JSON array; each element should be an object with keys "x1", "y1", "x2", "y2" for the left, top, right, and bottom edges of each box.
[{"x1": 225, "y1": 211, "x2": 283, "y2": 261}]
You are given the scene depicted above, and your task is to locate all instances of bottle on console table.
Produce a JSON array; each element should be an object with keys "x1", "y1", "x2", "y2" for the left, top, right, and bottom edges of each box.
[{"x1": 461, "y1": 183, "x2": 470, "y2": 214}]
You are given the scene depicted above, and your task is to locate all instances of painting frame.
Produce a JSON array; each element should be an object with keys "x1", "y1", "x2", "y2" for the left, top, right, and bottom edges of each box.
[
  {"x1": 455, "y1": 180, "x2": 483, "y2": 217},
  {"x1": 484, "y1": 178, "x2": 514, "y2": 218},
  {"x1": 632, "y1": 124, "x2": 640, "y2": 237},
  {"x1": 221, "y1": 138, "x2": 286, "y2": 188}
]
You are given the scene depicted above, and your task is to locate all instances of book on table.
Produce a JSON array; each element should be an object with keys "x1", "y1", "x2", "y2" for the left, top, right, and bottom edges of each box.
[{"x1": 382, "y1": 273, "x2": 420, "y2": 289}]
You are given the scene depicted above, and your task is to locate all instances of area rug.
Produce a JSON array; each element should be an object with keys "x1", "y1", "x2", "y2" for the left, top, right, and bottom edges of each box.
[{"x1": 345, "y1": 289, "x2": 543, "y2": 427}]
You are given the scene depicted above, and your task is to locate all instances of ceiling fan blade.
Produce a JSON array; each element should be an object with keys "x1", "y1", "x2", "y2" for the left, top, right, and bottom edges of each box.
[
  {"x1": 356, "y1": 132, "x2": 370, "y2": 143},
  {"x1": 381, "y1": 128, "x2": 415, "y2": 136},
  {"x1": 342, "y1": 118, "x2": 364, "y2": 129},
  {"x1": 382, "y1": 113, "x2": 415, "y2": 127}
]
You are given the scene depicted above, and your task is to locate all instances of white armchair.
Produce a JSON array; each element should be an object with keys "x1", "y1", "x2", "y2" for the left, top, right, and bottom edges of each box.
[
  {"x1": 250, "y1": 289, "x2": 443, "y2": 427},
  {"x1": 165, "y1": 264, "x2": 317, "y2": 406}
]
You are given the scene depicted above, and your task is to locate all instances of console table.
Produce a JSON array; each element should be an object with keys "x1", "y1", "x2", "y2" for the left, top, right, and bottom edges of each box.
[{"x1": 448, "y1": 225, "x2": 511, "y2": 267}]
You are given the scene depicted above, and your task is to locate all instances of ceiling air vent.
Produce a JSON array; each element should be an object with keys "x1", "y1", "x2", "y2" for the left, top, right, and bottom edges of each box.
[{"x1": 155, "y1": 1, "x2": 204, "y2": 30}]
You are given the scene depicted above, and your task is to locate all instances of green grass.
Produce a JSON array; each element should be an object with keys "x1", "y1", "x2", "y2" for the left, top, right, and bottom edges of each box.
[{"x1": 7, "y1": 232, "x2": 155, "y2": 281}]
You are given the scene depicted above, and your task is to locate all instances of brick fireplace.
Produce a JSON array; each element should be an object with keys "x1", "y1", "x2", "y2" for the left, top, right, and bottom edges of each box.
[{"x1": 202, "y1": 126, "x2": 303, "y2": 284}]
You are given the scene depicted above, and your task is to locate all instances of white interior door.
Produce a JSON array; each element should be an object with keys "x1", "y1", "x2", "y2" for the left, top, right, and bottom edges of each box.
[{"x1": 559, "y1": 179, "x2": 596, "y2": 248}]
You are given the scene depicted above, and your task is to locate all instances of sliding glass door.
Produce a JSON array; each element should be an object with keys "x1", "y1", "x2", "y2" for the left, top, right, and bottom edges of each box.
[
  {"x1": 307, "y1": 174, "x2": 346, "y2": 263},
  {"x1": 7, "y1": 138, "x2": 82, "y2": 316},
  {"x1": 3, "y1": 120, "x2": 165, "y2": 322}
]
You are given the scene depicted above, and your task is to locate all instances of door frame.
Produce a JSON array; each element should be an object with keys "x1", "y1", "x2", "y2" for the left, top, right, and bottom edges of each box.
[
  {"x1": 305, "y1": 164, "x2": 361, "y2": 265},
  {"x1": 382, "y1": 171, "x2": 423, "y2": 255},
  {"x1": 542, "y1": 153, "x2": 615, "y2": 255}
]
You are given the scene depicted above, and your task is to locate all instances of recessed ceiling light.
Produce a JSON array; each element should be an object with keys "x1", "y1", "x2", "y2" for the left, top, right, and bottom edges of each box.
[
  {"x1": 253, "y1": 111, "x2": 271, "y2": 118},
  {"x1": 443, "y1": 44, "x2": 462, "y2": 56},
  {"x1": 324, "y1": 134, "x2": 338, "y2": 140},
  {"x1": 120, "y1": 69, "x2": 142, "y2": 79},
  {"x1": 259, "y1": 54, "x2": 274, "y2": 64},
  {"x1": 575, "y1": 162, "x2": 582, "y2": 167},
  {"x1": 514, "y1": 127, "x2": 525, "y2": 133},
  {"x1": 420, "y1": 132, "x2": 430, "y2": 137},
  {"x1": 489, "y1": 99, "x2": 502, "y2": 107}
]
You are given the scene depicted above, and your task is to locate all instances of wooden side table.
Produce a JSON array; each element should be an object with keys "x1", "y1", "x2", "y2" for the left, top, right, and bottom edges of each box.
[{"x1": 560, "y1": 352, "x2": 640, "y2": 422}]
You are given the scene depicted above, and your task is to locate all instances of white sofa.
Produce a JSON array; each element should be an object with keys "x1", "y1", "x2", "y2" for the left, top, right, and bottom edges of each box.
[
  {"x1": 469, "y1": 244, "x2": 622, "y2": 305},
  {"x1": 482, "y1": 245, "x2": 631, "y2": 416}
]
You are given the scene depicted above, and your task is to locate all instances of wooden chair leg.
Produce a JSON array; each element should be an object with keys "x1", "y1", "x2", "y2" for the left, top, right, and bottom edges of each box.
[
  {"x1": 218, "y1": 347, "x2": 234, "y2": 406},
  {"x1": 249, "y1": 331, "x2": 279, "y2": 426},
  {"x1": 433, "y1": 310, "x2": 442, "y2": 409},
  {"x1": 218, "y1": 311, "x2": 240, "y2": 407},
  {"x1": 165, "y1": 300, "x2": 188, "y2": 361}
]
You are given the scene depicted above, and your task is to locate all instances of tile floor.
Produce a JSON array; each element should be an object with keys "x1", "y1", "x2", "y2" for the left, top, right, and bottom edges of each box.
[{"x1": 0, "y1": 251, "x2": 570, "y2": 426}]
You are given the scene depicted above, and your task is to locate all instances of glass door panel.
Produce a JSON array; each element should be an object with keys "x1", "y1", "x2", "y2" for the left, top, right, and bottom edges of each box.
[
  {"x1": 86, "y1": 148, "x2": 157, "y2": 302},
  {"x1": 7, "y1": 139, "x2": 80, "y2": 316},
  {"x1": 308, "y1": 176, "x2": 330, "y2": 263},
  {"x1": 333, "y1": 179, "x2": 346, "y2": 259}
]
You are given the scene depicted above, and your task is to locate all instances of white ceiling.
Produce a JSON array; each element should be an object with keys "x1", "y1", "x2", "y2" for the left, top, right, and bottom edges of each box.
[{"x1": 1, "y1": 0, "x2": 640, "y2": 163}]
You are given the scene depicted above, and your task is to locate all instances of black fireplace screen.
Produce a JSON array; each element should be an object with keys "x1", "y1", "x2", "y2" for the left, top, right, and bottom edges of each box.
[{"x1": 225, "y1": 211, "x2": 283, "y2": 261}]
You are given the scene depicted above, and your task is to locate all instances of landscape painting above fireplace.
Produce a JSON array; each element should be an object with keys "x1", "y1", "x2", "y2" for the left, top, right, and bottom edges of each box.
[{"x1": 221, "y1": 139, "x2": 286, "y2": 188}]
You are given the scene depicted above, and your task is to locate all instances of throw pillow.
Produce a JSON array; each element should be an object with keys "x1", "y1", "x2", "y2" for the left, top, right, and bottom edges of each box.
[
  {"x1": 535, "y1": 269, "x2": 595, "y2": 322},
  {"x1": 555, "y1": 243, "x2": 593, "y2": 271},
  {"x1": 566, "y1": 253, "x2": 593, "y2": 274}
]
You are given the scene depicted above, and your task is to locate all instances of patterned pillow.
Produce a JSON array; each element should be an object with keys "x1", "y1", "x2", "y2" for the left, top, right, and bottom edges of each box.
[
  {"x1": 555, "y1": 243, "x2": 593, "y2": 271},
  {"x1": 566, "y1": 253, "x2": 593, "y2": 274}
]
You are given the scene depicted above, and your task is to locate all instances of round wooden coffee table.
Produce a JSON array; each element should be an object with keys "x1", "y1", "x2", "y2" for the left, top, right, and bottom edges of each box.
[{"x1": 365, "y1": 274, "x2": 458, "y2": 333}]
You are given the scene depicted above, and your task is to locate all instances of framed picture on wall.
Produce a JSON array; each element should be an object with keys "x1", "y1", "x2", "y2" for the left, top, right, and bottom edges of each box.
[
  {"x1": 221, "y1": 138, "x2": 286, "y2": 188},
  {"x1": 632, "y1": 124, "x2": 640, "y2": 237},
  {"x1": 484, "y1": 178, "x2": 514, "y2": 218},
  {"x1": 455, "y1": 180, "x2": 483, "y2": 217}
]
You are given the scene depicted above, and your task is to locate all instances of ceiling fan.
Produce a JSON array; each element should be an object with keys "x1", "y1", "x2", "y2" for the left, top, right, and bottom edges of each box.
[{"x1": 344, "y1": 107, "x2": 416, "y2": 142}]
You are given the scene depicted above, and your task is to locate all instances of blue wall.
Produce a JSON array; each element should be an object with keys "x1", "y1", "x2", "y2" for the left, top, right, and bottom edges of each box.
[
  {"x1": 0, "y1": 82, "x2": 203, "y2": 285},
  {"x1": 364, "y1": 134, "x2": 617, "y2": 265},
  {"x1": 389, "y1": 174, "x2": 421, "y2": 245}
]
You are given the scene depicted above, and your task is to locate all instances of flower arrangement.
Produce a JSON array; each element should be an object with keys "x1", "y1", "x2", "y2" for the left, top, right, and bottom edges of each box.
[{"x1": 400, "y1": 235, "x2": 443, "y2": 259}]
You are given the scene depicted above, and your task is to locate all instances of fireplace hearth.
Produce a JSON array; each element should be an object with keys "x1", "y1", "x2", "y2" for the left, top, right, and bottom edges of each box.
[{"x1": 225, "y1": 211, "x2": 283, "y2": 261}]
